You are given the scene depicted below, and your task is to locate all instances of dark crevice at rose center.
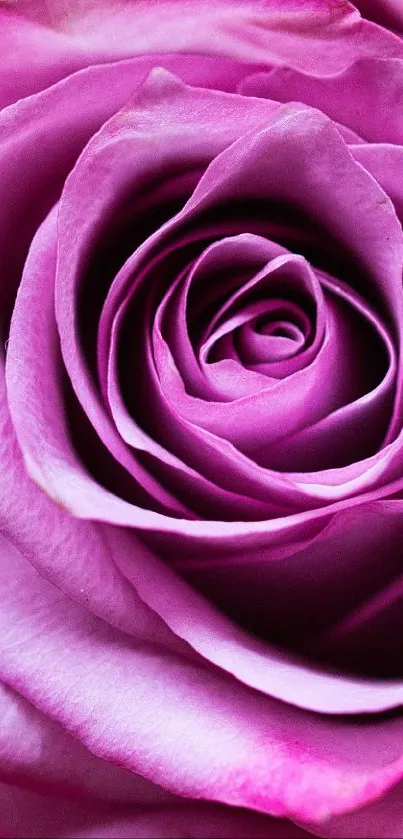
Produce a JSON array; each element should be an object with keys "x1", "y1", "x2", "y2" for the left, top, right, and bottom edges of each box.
[
  {"x1": 66, "y1": 187, "x2": 398, "y2": 511},
  {"x1": 141, "y1": 506, "x2": 403, "y2": 680},
  {"x1": 76, "y1": 167, "x2": 203, "y2": 381},
  {"x1": 65, "y1": 180, "x2": 402, "y2": 679}
]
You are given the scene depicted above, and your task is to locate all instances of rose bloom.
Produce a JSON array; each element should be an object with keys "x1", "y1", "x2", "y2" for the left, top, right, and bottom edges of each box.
[{"x1": 3, "y1": 0, "x2": 403, "y2": 837}]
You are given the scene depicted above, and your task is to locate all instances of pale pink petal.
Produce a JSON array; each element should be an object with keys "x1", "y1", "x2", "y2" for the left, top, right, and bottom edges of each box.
[
  {"x1": 3, "y1": 535, "x2": 403, "y2": 823},
  {"x1": 0, "y1": 682, "x2": 173, "y2": 805}
]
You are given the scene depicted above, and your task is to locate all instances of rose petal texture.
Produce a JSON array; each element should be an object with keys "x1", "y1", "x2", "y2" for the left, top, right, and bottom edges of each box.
[
  {"x1": 2, "y1": 2, "x2": 403, "y2": 839},
  {"x1": 8, "y1": 65, "x2": 403, "y2": 687},
  {"x1": 354, "y1": 0, "x2": 403, "y2": 32},
  {"x1": 0, "y1": 788, "x2": 310, "y2": 839},
  {"x1": 3, "y1": 0, "x2": 403, "y2": 109}
]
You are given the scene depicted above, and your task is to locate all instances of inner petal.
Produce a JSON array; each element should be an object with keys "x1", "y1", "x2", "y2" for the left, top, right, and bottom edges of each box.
[{"x1": 230, "y1": 303, "x2": 309, "y2": 363}]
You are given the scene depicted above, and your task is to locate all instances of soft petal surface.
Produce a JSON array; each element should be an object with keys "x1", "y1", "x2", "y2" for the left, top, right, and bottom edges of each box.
[
  {"x1": 8, "y1": 68, "x2": 403, "y2": 711},
  {"x1": 0, "y1": 681, "x2": 173, "y2": 805},
  {"x1": 239, "y1": 56, "x2": 403, "y2": 145},
  {"x1": 11, "y1": 70, "x2": 403, "y2": 532},
  {"x1": 2, "y1": 0, "x2": 403, "y2": 108},
  {"x1": 4, "y1": 535, "x2": 403, "y2": 824},
  {"x1": 0, "y1": 783, "x2": 311, "y2": 839},
  {"x1": 2, "y1": 3, "x2": 403, "y2": 838},
  {"x1": 312, "y1": 782, "x2": 403, "y2": 838},
  {"x1": 353, "y1": 0, "x2": 403, "y2": 32}
]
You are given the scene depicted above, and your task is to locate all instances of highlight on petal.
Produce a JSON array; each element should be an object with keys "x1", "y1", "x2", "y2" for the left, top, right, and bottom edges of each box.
[
  {"x1": 0, "y1": 681, "x2": 172, "y2": 805},
  {"x1": 1, "y1": 0, "x2": 403, "y2": 107},
  {"x1": 238, "y1": 56, "x2": 403, "y2": 144},
  {"x1": 3, "y1": 535, "x2": 403, "y2": 825}
]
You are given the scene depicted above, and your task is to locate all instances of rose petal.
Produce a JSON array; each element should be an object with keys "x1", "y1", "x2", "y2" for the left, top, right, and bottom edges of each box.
[
  {"x1": 9, "y1": 69, "x2": 403, "y2": 527},
  {"x1": 350, "y1": 142, "x2": 403, "y2": 220},
  {"x1": 239, "y1": 56, "x2": 403, "y2": 144},
  {"x1": 149, "y1": 259, "x2": 390, "y2": 454},
  {"x1": 353, "y1": 0, "x2": 403, "y2": 32},
  {"x1": 2, "y1": 0, "x2": 403, "y2": 108},
  {"x1": 0, "y1": 682, "x2": 172, "y2": 805},
  {"x1": 308, "y1": 778, "x2": 403, "y2": 838},
  {"x1": 3, "y1": 535, "x2": 403, "y2": 823},
  {"x1": 101, "y1": 76, "x2": 403, "y2": 503},
  {"x1": 0, "y1": 783, "x2": 310, "y2": 839},
  {"x1": 0, "y1": 53, "x2": 259, "y2": 346}
]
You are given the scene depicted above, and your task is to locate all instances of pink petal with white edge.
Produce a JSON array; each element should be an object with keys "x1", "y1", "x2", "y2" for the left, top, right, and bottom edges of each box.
[{"x1": 0, "y1": 681, "x2": 173, "y2": 804}]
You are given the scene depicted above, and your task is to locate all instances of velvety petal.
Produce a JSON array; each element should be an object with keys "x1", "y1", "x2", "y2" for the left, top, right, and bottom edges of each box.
[
  {"x1": 0, "y1": 783, "x2": 311, "y2": 839},
  {"x1": 353, "y1": 0, "x2": 403, "y2": 32},
  {"x1": 54, "y1": 69, "x2": 298, "y2": 515},
  {"x1": 261, "y1": 277, "x2": 395, "y2": 472},
  {"x1": 302, "y1": 500, "x2": 403, "y2": 678},
  {"x1": 0, "y1": 53, "x2": 260, "y2": 348},
  {"x1": 155, "y1": 235, "x2": 296, "y2": 400},
  {"x1": 4, "y1": 535, "x2": 403, "y2": 823},
  {"x1": 2, "y1": 0, "x2": 403, "y2": 108},
  {"x1": 10, "y1": 69, "x2": 403, "y2": 521},
  {"x1": 12, "y1": 248, "x2": 403, "y2": 714},
  {"x1": 239, "y1": 56, "x2": 403, "y2": 144},
  {"x1": 308, "y1": 779, "x2": 403, "y2": 838},
  {"x1": 102, "y1": 76, "x2": 403, "y2": 503},
  {"x1": 0, "y1": 682, "x2": 173, "y2": 805},
  {"x1": 7, "y1": 48, "x2": 403, "y2": 710},
  {"x1": 9, "y1": 77, "x2": 294, "y2": 524},
  {"x1": 111, "y1": 507, "x2": 403, "y2": 713},
  {"x1": 2, "y1": 205, "x2": 196, "y2": 654},
  {"x1": 350, "y1": 142, "x2": 403, "y2": 221},
  {"x1": 150, "y1": 262, "x2": 389, "y2": 454}
]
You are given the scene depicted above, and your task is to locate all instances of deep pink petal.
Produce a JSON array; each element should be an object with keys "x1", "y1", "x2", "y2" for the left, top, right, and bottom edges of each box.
[
  {"x1": 310, "y1": 780, "x2": 403, "y2": 838},
  {"x1": 0, "y1": 782, "x2": 311, "y2": 839},
  {"x1": 353, "y1": 0, "x2": 403, "y2": 32}
]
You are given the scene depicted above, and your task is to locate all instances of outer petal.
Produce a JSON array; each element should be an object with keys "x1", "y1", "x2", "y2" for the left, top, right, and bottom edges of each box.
[
  {"x1": 353, "y1": 0, "x2": 403, "y2": 32},
  {"x1": 0, "y1": 355, "x2": 193, "y2": 655},
  {"x1": 0, "y1": 681, "x2": 173, "y2": 805},
  {"x1": 3, "y1": 535, "x2": 403, "y2": 824},
  {"x1": 0, "y1": 784, "x2": 311, "y2": 839},
  {"x1": 0, "y1": 52, "x2": 265, "y2": 334},
  {"x1": 307, "y1": 780, "x2": 403, "y2": 838},
  {"x1": 1, "y1": 0, "x2": 403, "y2": 107},
  {"x1": 238, "y1": 56, "x2": 403, "y2": 145}
]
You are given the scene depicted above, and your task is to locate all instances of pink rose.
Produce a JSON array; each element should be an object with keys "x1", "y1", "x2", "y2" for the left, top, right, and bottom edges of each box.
[{"x1": 2, "y1": 1, "x2": 403, "y2": 836}]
